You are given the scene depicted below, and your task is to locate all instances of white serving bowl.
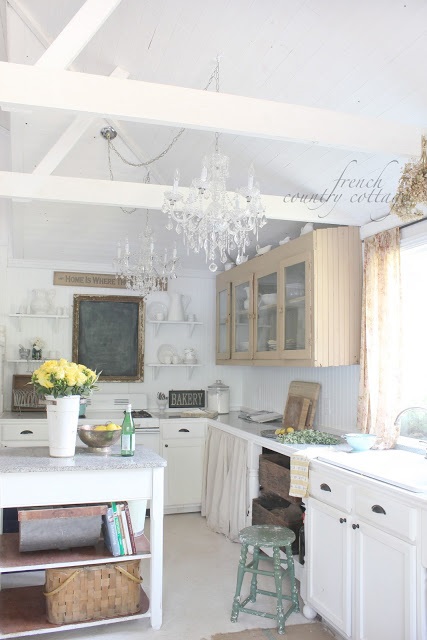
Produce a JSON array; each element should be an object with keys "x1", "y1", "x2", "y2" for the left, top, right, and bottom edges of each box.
[
  {"x1": 259, "y1": 293, "x2": 277, "y2": 306},
  {"x1": 256, "y1": 245, "x2": 272, "y2": 255},
  {"x1": 343, "y1": 433, "x2": 377, "y2": 451}
]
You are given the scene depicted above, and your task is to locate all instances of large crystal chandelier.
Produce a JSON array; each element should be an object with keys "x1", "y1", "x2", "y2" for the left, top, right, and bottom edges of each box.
[
  {"x1": 113, "y1": 214, "x2": 179, "y2": 297},
  {"x1": 162, "y1": 60, "x2": 267, "y2": 272}
]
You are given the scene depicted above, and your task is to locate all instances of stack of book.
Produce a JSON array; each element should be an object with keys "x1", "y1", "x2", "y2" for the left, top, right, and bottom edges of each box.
[{"x1": 101, "y1": 501, "x2": 137, "y2": 557}]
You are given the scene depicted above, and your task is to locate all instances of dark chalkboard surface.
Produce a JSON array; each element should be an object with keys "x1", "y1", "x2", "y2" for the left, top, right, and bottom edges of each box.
[{"x1": 72, "y1": 295, "x2": 145, "y2": 381}]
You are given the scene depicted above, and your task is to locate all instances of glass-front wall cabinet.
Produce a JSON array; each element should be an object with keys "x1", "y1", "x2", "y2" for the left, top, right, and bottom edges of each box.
[
  {"x1": 216, "y1": 284, "x2": 230, "y2": 359},
  {"x1": 254, "y1": 270, "x2": 278, "y2": 359},
  {"x1": 279, "y1": 253, "x2": 311, "y2": 360},
  {"x1": 232, "y1": 277, "x2": 252, "y2": 359}
]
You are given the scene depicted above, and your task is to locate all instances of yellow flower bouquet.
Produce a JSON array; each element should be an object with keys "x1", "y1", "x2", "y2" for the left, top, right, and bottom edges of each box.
[{"x1": 31, "y1": 359, "x2": 100, "y2": 399}]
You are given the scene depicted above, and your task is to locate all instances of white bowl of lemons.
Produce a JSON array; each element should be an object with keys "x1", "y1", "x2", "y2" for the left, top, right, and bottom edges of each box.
[{"x1": 78, "y1": 423, "x2": 121, "y2": 452}]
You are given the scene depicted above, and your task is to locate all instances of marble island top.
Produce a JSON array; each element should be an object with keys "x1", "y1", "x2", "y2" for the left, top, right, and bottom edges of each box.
[{"x1": 0, "y1": 445, "x2": 166, "y2": 473}]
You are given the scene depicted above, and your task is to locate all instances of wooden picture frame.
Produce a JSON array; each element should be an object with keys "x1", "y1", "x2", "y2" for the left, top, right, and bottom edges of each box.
[{"x1": 72, "y1": 294, "x2": 145, "y2": 382}]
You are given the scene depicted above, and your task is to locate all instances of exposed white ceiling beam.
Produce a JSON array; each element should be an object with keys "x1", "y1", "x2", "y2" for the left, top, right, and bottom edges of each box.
[
  {"x1": 36, "y1": 0, "x2": 122, "y2": 70},
  {"x1": 0, "y1": 170, "x2": 352, "y2": 224},
  {"x1": 0, "y1": 62, "x2": 422, "y2": 157},
  {"x1": 6, "y1": 0, "x2": 50, "y2": 50},
  {"x1": 33, "y1": 67, "x2": 129, "y2": 176}
]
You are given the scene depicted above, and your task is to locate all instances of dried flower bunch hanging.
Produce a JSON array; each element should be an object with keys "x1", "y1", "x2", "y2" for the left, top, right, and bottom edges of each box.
[{"x1": 391, "y1": 135, "x2": 427, "y2": 221}]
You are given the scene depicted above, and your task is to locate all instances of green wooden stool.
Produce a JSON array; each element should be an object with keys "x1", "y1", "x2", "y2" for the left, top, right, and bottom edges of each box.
[{"x1": 231, "y1": 524, "x2": 299, "y2": 634}]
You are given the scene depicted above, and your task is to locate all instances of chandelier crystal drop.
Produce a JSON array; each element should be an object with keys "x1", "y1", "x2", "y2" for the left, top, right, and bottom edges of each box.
[
  {"x1": 162, "y1": 144, "x2": 267, "y2": 271},
  {"x1": 113, "y1": 222, "x2": 179, "y2": 297},
  {"x1": 162, "y1": 57, "x2": 267, "y2": 272}
]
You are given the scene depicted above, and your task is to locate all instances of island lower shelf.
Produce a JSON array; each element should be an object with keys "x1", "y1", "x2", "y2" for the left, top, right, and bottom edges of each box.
[{"x1": 0, "y1": 533, "x2": 151, "y2": 638}]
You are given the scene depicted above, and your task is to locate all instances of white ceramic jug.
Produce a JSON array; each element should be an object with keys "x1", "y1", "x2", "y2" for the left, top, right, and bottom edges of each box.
[{"x1": 167, "y1": 293, "x2": 191, "y2": 321}]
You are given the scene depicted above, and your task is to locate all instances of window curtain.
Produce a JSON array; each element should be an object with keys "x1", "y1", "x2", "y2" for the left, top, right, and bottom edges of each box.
[
  {"x1": 357, "y1": 228, "x2": 401, "y2": 448},
  {"x1": 201, "y1": 426, "x2": 247, "y2": 542}
]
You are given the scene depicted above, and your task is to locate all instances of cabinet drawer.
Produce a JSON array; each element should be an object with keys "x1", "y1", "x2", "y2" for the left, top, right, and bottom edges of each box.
[
  {"x1": 309, "y1": 469, "x2": 352, "y2": 512},
  {"x1": 161, "y1": 421, "x2": 206, "y2": 439},
  {"x1": 2, "y1": 423, "x2": 48, "y2": 442},
  {"x1": 354, "y1": 490, "x2": 417, "y2": 541}
]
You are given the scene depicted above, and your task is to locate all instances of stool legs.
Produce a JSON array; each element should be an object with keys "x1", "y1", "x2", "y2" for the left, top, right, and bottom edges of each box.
[
  {"x1": 231, "y1": 542, "x2": 249, "y2": 622},
  {"x1": 249, "y1": 545, "x2": 261, "y2": 602},
  {"x1": 230, "y1": 542, "x2": 299, "y2": 634},
  {"x1": 273, "y1": 546, "x2": 285, "y2": 634},
  {"x1": 284, "y1": 542, "x2": 300, "y2": 613}
]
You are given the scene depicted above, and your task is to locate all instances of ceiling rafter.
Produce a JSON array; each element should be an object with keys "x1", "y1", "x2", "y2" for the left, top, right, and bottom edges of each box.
[
  {"x1": 33, "y1": 67, "x2": 130, "y2": 176},
  {"x1": 35, "y1": 0, "x2": 122, "y2": 70},
  {"x1": 0, "y1": 170, "x2": 353, "y2": 225},
  {"x1": 0, "y1": 61, "x2": 423, "y2": 157}
]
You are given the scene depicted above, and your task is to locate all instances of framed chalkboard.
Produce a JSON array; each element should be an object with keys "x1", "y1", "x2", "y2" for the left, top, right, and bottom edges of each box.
[{"x1": 72, "y1": 294, "x2": 145, "y2": 382}]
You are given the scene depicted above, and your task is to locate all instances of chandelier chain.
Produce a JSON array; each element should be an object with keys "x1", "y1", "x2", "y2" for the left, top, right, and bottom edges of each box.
[{"x1": 104, "y1": 62, "x2": 219, "y2": 171}]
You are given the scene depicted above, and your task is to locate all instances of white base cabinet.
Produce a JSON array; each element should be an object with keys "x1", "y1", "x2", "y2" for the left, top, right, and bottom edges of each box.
[
  {"x1": 306, "y1": 462, "x2": 419, "y2": 640},
  {"x1": 160, "y1": 420, "x2": 206, "y2": 513}
]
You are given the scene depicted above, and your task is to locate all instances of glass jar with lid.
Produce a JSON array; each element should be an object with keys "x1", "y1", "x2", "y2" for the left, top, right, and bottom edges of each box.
[{"x1": 207, "y1": 380, "x2": 230, "y2": 414}]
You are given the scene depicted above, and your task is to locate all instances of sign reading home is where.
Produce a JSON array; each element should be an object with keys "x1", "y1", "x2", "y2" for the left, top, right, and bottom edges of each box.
[
  {"x1": 54, "y1": 272, "x2": 127, "y2": 289},
  {"x1": 168, "y1": 390, "x2": 206, "y2": 408}
]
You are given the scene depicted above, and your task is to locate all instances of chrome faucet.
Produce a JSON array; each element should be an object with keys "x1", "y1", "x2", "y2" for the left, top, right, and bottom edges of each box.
[
  {"x1": 393, "y1": 407, "x2": 427, "y2": 426},
  {"x1": 394, "y1": 407, "x2": 427, "y2": 457}
]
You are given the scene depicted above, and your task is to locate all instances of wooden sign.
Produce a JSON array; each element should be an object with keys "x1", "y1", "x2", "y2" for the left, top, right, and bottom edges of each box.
[
  {"x1": 168, "y1": 390, "x2": 206, "y2": 409},
  {"x1": 54, "y1": 272, "x2": 127, "y2": 289}
]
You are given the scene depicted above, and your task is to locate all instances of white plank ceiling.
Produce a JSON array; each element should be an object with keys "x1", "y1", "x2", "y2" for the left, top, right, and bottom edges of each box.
[{"x1": 0, "y1": 0, "x2": 426, "y2": 271}]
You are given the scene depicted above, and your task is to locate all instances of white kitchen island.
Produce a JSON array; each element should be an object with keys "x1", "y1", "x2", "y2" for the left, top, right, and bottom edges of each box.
[{"x1": 0, "y1": 446, "x2": 166, "y2": 637}]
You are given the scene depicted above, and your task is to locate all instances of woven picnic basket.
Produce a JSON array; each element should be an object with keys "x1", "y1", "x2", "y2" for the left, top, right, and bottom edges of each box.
[{"x1": 44, "y1": 559, "x2": 142, "y2": 624}]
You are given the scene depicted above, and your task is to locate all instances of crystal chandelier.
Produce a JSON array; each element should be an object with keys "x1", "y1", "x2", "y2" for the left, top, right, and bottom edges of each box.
[
  {"x1": 113, "y1": 214, "x2": 179, "y2": 297},
  {"x1": 162, "y1": 60, "x2": 267, "y2": 272}
]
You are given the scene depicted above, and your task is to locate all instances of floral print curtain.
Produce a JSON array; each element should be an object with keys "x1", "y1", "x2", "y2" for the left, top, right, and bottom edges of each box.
[{"x1": 357, "y1": 228, "x2": 401, "y2": 448}]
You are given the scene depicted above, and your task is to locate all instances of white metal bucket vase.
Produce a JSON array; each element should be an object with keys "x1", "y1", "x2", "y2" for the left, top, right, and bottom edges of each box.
[{"x1": 45, "y1": 395, "x2": 80, "y2": 457}]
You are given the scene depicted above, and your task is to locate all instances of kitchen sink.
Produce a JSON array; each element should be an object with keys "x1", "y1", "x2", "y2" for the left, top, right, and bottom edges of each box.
[{"x1": 317, "y1": 448, "x2": 427, "y2": 493}]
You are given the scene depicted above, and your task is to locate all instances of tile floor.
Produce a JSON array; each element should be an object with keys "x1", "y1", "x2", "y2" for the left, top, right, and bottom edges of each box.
[{"x1": 6, "y1": 513, "x2": 318, "y2": 640}]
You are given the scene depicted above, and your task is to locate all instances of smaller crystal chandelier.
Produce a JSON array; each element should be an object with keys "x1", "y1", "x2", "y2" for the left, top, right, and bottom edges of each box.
[
  {"x1": 113, "y1": 214, "x2": 179, "y2": 297},
  {"x1": 162, "y1": 59, "x2": 267, "y2": 272}
]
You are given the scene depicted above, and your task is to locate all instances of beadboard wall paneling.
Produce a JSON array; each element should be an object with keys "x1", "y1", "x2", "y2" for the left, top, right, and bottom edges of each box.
[
  {"x1": 238, "y1": 365, "x2": 360, "y2": 433},
  {"x1": 2, "y1": 264, "x2": 218, "y2": 412}
]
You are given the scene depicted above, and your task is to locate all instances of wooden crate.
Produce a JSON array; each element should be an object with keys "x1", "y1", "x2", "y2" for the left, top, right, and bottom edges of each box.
[
  {"x1": 18, "y1": 504, "x2": 107, "y2": 552},
  {"x1": 259, "y1": 453, "x2": 302, "y2": 504},
  {"x1": 252, "y1": 493, "x2": 303, "y2": 555}
]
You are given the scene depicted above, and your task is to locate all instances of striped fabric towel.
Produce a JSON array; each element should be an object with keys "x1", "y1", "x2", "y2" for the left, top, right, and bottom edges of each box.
[{"x1": 289, "y1": 448, "x2": 324, "y2": 498}]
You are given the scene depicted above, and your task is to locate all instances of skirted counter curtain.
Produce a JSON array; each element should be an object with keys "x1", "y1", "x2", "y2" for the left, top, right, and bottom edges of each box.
[
  {"x1": 202, "y1": 426, "x2": 247, "y2": 541},
  {"x1": 357, "y1": 227, "x2": 402, "y2": 448}
]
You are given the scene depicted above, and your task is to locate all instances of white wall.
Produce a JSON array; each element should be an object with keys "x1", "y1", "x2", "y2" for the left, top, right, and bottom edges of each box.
[
  {"x1": 1, "y1": 260, "x2": 359, "y2": 429},
  {"x1": 2, "y1": 261, "x2": 219, "y2": 411},
  {"x1": 238, "y1": 364, "x2": 360, "y2": 433}
]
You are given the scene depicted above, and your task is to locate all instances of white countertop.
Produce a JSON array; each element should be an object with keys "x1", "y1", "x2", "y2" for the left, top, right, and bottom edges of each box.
[{"x1": 2, "y1": 409, "x2": 426, "y2": 495}]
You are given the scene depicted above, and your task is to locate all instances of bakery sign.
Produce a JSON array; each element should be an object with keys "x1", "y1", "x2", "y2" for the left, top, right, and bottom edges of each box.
[{"x1": 168, "y1": 390, "x2": 206, "y2": 408}]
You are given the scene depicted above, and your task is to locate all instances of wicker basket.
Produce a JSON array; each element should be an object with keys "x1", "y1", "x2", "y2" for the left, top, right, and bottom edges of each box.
[{"x1": 44, "y1": 559, "x2": 142, "y2": 624}]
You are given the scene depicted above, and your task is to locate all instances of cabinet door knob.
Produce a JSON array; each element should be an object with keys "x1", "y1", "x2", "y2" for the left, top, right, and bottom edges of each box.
[
  {"x1": 20, "y1": 430, "x2": 33, "y2": 435},
  {"x1": 320, "y1": 483, "x2": 331, "y2": 492},
  {"x1": 352, "y1": 523, "x2": 360, "y2": 530},
  {"x1": 339, "y1": 517, "x2": 346, "y2": 524},
  {"x1": 164, "y1": 444, "x2": 168, "y2": 448},
  {"x1": 371, "y1": 504, "x2": 386, "y2": 515},
  {"x1": 179, "y1": 428, "x2": 190, "y2": 433}
]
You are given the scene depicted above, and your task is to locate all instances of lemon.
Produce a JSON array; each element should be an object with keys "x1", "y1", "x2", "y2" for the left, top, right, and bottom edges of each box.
[
  {"x1": 275, "y1": 428, "x2": 286, "y2": 435},
  {"x1": 106, "y1": 423, "x2": 120, "y2": 431},
  {"x1": 94, "y1": 425, "x2": 107, "y2": 431},
  {"x1": 286, "y1": 427, "x2": 295, "y2": 433}
]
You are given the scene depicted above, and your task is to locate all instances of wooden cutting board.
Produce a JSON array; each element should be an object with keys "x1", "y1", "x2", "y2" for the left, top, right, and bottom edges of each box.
[
  {"x1": 283, "y1": 381, "x2": 321, "y2": 429},
  {"x1": 283, "y1": 395, "x2": 311, "y2": 430}
]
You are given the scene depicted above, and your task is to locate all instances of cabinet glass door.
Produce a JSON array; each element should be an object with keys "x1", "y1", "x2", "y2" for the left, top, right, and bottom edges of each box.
[
  {"x1": 231, "y1": 278, "x2": 252, "y2": 359},
  {"x1": 279, "y1": 253, "x2": 311, "y2": 359},
  {"x1": 216, "y1": 285, "x2": 230, "y2": 360},
  {"x1": 254, "y1": 271, "x2": 278, "y2": 359}
]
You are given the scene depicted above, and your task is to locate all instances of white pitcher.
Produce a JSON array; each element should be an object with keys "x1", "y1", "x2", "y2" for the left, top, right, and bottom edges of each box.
[{"x1": 167, "y1": 293, "x2": 191, "y2": 321}]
